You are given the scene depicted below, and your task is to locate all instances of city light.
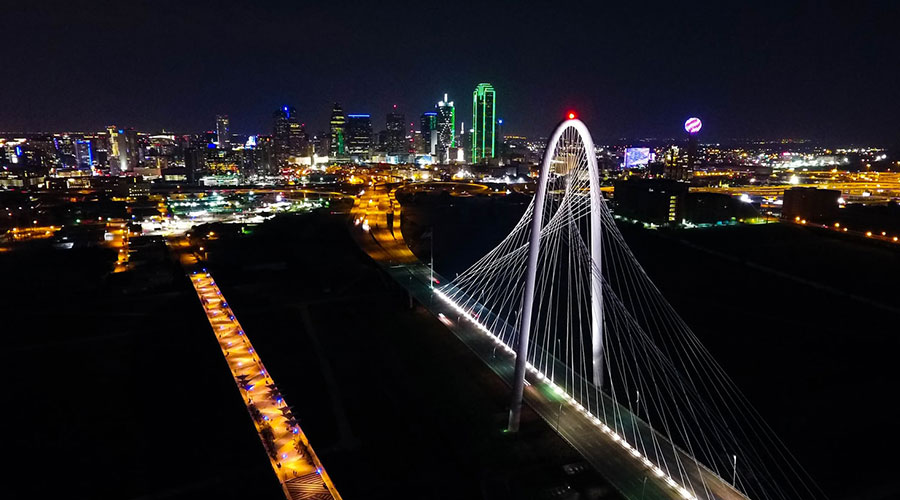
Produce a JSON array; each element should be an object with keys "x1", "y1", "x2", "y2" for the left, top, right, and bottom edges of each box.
[{"x1": 0, "y1": 45, "x2": 895, "y2": 500}]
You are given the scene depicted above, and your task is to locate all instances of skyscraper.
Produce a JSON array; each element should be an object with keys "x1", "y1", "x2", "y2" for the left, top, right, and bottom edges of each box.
[
  {"x1": 420, "y1": 111, "x2": 438, "y2": 155},
  {"x1": 346, "y1": 114, "x2": 372, "y2": 156},
  {"x1": 216, "y1": 115, "x2": 230, "y2": 149},
  {"x1": 472, "y1": 83, "x2": 496, "y2": 164},
  {"x1": 330, "y1": 103, "x2": 346, "y2": 157},
  {"x1": 386, "y1": 108, "x2": 405, "y2": 154},
  {"x1": 273, "y1": 106, "x2": 296, "y2": 165},
  {"x1": 184, "y1": 147, "x2": 206, "y2": 183},
  {"x1": 420, "y1": 112, "x2": 437, "y2": 139},
  {"x1": 272, "y1": 105, "x2": 308, "y2": 165},
  {"x1": 289, "y1": 121, "x2": 308, "y2": 157},
  {"x1": 436, "y1": 94, "x2": 455, "y2": 160},
  {"x1": 73, "y1": 139, "x2": 93, "y2": 169},
  {"x1": 107, "y1": 126, "x2": 137, "y2": 174}
]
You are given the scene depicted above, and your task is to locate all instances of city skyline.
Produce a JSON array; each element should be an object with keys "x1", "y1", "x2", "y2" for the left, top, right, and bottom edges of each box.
[{"x1": 5, "y1": 3, "x2": 900, "y2": 500}]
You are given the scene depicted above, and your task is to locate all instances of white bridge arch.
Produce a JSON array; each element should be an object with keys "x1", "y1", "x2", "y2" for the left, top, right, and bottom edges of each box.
[
  {"x1": 509, "y1": 118, "x2": 606, "y2": 431},
  {"x1": 435, "y1": 117, "x2": 823, "y2": 500}
]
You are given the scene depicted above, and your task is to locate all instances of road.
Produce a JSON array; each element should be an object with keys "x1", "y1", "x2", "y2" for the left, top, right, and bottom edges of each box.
[
  {"x1": 186, "y1": 266, "x2": 343, "y2": 500},
  {"x1": 351, "y1": 184, "x2": 419, "y2": 265},
  {"x1": 0, "y1": 225, "x2": 60, "y2": 250},
  {"x1": 349, "y1": 183, "x2": 749, "y2": 500},
  {"x1": 690, "y1": 171, "x2": 900, "y2": 201},
  {"x1": 105, "y1": 218, "x2": 131, "y2": 272}
]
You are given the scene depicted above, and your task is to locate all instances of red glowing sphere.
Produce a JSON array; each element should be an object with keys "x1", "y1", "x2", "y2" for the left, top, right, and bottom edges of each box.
[{"x1": 567, "y1": 112, "x2": 577, "y2": 120}]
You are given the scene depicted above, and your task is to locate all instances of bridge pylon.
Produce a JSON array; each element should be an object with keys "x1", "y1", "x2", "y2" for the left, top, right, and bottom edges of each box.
[{"x1": 508, "y1": 118, "x2": 605, "y2": 432}]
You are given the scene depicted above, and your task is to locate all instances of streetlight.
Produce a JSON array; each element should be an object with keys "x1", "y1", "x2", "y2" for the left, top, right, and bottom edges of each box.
[{"x1": 732, "y1": 454, "x2": 738, "y2": 485}]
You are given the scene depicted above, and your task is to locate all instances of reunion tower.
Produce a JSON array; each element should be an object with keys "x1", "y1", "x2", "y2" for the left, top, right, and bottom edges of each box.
[{"x1": 684, "y1": 116, "x2": 702, "y2": 179}]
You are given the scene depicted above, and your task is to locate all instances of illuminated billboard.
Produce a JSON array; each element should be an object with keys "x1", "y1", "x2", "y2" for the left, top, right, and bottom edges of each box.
[{"x1": 624, "y1": 147, "x2": 652, "y2": 167}]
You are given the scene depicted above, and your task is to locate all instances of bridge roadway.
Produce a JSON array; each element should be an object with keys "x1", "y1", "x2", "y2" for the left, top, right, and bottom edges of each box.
[
  {"x1": 350, "y1": 183, "x2": 749, "y2": 500},
  {"x1": 187, "y1": 265, "x2": 342, "y2": 500}
]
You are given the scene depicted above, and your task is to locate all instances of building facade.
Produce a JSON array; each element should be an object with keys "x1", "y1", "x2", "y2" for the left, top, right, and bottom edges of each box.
[
  {"x1": 472, "y1": 83, "x2": 496, "y2": 164},
  {"x1": 613, "y1": 178, "x2": 687, "y2": 225},
  {"x1": 436, "y1": 94, "x2": 456, "y2": 161},
  {"x1": 420, "y1": 111, "x2": 438, "y2": 155},
  {"x1": 73, "y1": 139, "x2": 93, "y2": 169},
  {"x1": 346, "y1": 114, "x2": 372, "y2": 157},
  {"x1": 386, "y1": 110, "x2": 405, "y2": 154},
  {"x1": 106, "y1": 126, "x2": 138, "y2": 175},
  {"x1": 216, "y1": 115, "x2": 230, "y2": 149},
  {"x1": 329, "y1": 103, "x2": 346, "y2": 157},
  {"x1": 273, "y1": 106, "x2": 299, "y2": 165}
]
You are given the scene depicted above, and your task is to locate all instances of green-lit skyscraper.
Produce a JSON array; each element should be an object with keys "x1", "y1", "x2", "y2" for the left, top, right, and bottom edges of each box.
[
  {"x1": 330, "y1": 103, "x2": 346, "y2": 157},
  {"x1": 472, "y1": 83, "x2": 496, "y2": 164}
]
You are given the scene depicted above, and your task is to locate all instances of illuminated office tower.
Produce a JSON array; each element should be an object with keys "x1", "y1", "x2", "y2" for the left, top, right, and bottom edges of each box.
[
  {"x1": 125, "y1": 129, "x2": 138, "y2": 167},
  {"x1": 272, "y1": 105, "x2": 309, "y2": 161},
  {"x1": 216, "y1": 114, "x2": 230, "y2": 149},
  {"x1": 273, "y1": 106, "x2": 297, "y2": 165},
  {"x1": 106, "y1": 126, "x2": 137, "y2": 174},
  {"x1": 472, "y1": 83, "x2": 496, "y2": 164},
  {"x1": 436, "y1": 94, "x2": 455, "y2": 159},
  {"x1": 385, "y1": 110, "x2": 408, "y2": 153},
  {"x1": 420, "y1": 111, "x2": 437, "y2": 139},
  {"x1": 346, "y1": 114, "x2": 372, "y2": 156},
  {"x1": 290, "y1": 124, "x2": 308, "y2": 157},
  {"x1": 420, "y1": 111, "x2": 438, "y2": 154},
  {"x1": 386, "y1": 108, "x2": 405, "y2": 154},
  {"x1": 330, "y1": 103, "x2": 346, "y2": 157},
  {"x1": 73, "y1": 139, "x2": 93, "y2": 169}
]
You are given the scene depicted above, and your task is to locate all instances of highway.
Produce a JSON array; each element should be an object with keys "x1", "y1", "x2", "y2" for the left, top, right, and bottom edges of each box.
[
  {"x1": 106, "y1": 218, "x2": 131, "y2": 272},
  {"x1": 351, "y1": 184, "x2": 419, "y2": 265},
  {"x1": 349, "y1": 183, "x2": 749, "y2": 500},
  {"x1": 690, "y1": 171, "x2": 900, "y2": 201},
  {"x1": 187, "y1": 267, "x2": 343, "y2": 500}
]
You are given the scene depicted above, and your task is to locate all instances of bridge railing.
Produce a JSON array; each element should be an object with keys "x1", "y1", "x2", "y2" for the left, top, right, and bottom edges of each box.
[{"x1": 437, "y1": 281, "x2": 749, "y2": 500}]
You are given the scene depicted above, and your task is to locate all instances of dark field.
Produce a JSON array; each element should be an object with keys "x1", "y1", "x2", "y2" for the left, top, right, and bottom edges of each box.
[{"x1": 5, "y1": 246, "x2": 283, "y2": 499}]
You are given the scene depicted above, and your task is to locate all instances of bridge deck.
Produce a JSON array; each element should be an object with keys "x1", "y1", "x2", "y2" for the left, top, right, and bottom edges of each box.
[{"x1": 188, "y1": 270, "x2": 342, "y2": 500}]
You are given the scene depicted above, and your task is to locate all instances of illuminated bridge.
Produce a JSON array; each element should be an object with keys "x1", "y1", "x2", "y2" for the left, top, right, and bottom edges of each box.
[{"x1": 352, "y1": 118, "x2": 823, "y2": 500}]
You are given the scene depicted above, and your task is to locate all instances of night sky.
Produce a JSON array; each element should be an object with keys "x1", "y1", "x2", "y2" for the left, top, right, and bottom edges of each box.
[{"x1": 3, "y1": 1, "x2": 898, "y2": 144}]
